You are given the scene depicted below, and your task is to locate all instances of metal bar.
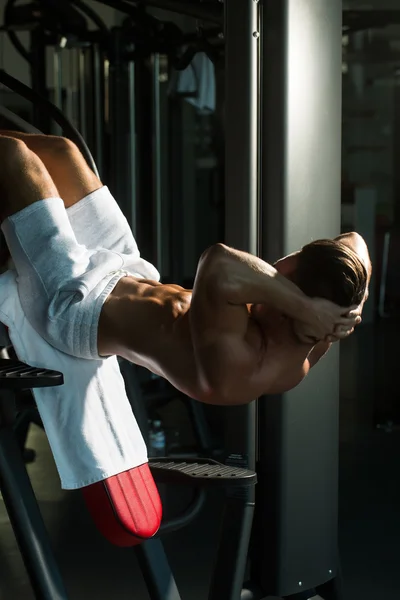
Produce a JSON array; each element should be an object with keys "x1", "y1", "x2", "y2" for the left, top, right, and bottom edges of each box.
[
  {"x1": 186, "y1": 398, "x2": 215, "y2": 453},
  {"x1": 53, "y1": 50, "x2": 63, "y2": 110},
  {"x1": 53, "y1": 47, "x2": 63, "y2": 136},
  {"x1": 128, "y1": 60, "x2": 138, "y2": 236},
  {"x1": 223, "y1": 0, "x2": 260, "y2": 468},
  {"x1": 256, "y1": 0, "x2": 342, "y2": 596},
  {"x1": 393, "y1": 83, "x2": 400, "y2": 226},
  {"x1": 343, "y1": 9, "x2": 400, "y2": 32},
  {"x1": 78, "y1": 49, "x2": 88, "y2": 141},
  {"x1": 153, "y1": 53, "x2": 163, "y2": 272},
  {"x1": 378, "y1": 231, "x2": 391, "y2": 318},
  {"x1": 209, "y1": 494, "x2": 255, "y2": 600},
  {"x1": 0, "y1": 105, "x2": 42, "y2": 133},
  {"x1": 140, "y1": 0, "x2": 223, "y2": 24},
  {"x1": 93, "y1": 43, "x2": 105, "y2": 177},
  {"x1": 167, "y1": 96, "x2": 184, "y2": 282},
  {"x1": 64, "y1": 48, "x2": 77, "y2": 128},
  {"x1": 135, "y1": 538, "x2": 183, "y2": 600},
  {"x1": 0, "y1": 409, "x2": 68, "y2": 599},
  {"x1": 108, "y1": 28, "x2": 133, "y2": 223},
  {"x1": 118, "y1": 359, "x2": 149, "y2": 440},
  {"x1": 30, "y1": 28, "x2": 49, "y2": 132},
  {"x1": 157, "y1": 489, "x2": 206, "y2": 536}
]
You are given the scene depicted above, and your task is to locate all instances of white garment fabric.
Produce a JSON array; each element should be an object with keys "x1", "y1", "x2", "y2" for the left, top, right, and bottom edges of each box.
[
  {"x1": 175, "y1": 52, "x2": 216, "y2": 113},
  {"x1": 1, "y1": 187, "x2": 159, "y2": 359},
  {"x1": 0, "y1": 186, "x2": 160, "y2": 489}
]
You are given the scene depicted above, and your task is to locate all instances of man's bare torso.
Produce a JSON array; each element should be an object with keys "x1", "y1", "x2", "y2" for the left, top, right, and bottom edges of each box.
[{"x1": 100, "y1": 277, "x2": 311, "y2": 402}]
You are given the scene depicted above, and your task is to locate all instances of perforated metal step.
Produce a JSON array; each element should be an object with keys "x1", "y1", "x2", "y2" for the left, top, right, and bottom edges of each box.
[
  {"x1": 149, "y1": 458, "x2": 257, "y2": 488},
  {"x1": 0, "y1": 359, "x2": 63, "y2": 390}
]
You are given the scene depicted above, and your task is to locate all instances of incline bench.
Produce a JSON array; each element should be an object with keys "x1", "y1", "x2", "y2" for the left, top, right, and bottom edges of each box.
[{"x1": 0, "y1": 357, "x2": 257, "y2": 600}]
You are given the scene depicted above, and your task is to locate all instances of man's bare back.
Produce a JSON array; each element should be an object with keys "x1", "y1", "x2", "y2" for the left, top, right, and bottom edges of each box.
[{"x1": 98, "y1": 244, "x2": 358, "y2": 405}]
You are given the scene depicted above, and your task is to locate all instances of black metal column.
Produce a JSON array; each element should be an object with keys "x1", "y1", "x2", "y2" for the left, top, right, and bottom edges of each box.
[
  {"x1": 30, "y1": 28, "x2": 50, "y2": 132},
  {"x1": 135, "y1": 538, "x2": 182, "y2": 600},
  {"x1": 254, "y1": 0, "x2": 343, "y2": 597},
  {"x1": 92, "y1": 43, "x2": 106, "y2": 178},
  {"x1": 0, "y1": 408, "x2": 68, "y2": 599},
  {"x1": 208, "y1": 492, "x2": 255, "y2": 600},
  {"x1": 135, "y1": 49, "x2": 156, "y2": 263},
  {"x1": 223, "y1": 0, "x2": 260, "y2": 473}
]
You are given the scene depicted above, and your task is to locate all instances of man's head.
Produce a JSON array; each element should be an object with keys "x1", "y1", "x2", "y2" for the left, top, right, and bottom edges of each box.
[{"x1": 292, "y1": 238, "x2": 368, "y2": 307}]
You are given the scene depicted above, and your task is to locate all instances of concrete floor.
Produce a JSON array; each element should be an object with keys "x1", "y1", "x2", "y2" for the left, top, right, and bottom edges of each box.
[{"x1": 0, "y1": 321, "x2": 398, "y2": 599}]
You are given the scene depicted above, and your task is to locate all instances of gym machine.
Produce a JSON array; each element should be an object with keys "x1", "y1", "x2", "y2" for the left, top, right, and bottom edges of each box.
[
  {"x1": 107, "y1": 1, "x2": 345, "y2": 598},
  {"x1": 1, "y1": 0, "x2": 346, "y2": 598},
  {"x1": 225, "y1": 0, "x2": 344, "y2": 597},
  {"x1": 0, "y1": 72, "x2": 256, "y2": 600}
]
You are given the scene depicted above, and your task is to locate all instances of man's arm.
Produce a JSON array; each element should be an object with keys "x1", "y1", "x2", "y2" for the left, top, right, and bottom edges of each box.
[
  {"x1": 189, "y1": 244, "x2": 354, "y2": 405},
  {"x1": 307, "y1": 341, "x2": 332, "y2": 368},
  {"x1": 189, "y1": 247, "x2": 269, "y2": 405},
  {"x1": 197, "y1": 244, "x2": 360, "y2": 337}
]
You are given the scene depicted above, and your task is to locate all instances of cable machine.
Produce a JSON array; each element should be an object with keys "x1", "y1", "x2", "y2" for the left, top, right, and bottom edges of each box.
[{"x1": 1, "y1": 1, "x2": 345, "y2": 598}]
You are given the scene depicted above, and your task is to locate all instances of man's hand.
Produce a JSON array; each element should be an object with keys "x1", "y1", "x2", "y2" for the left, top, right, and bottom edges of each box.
[
  {"x1": 293, "y1": 298, "x2": 362, "y2": 344},
  {"x1": 326, "y1": 304, "x2": 363, "y2": 343}
]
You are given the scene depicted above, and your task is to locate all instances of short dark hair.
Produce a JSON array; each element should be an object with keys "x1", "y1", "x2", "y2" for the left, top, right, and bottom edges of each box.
[{"x1": 294, "y1": 239, "x2": 367, "y2": 307}]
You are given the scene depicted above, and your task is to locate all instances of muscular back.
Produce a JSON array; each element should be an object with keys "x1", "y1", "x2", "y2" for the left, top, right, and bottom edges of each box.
[
  {"x1": 249, "y1": 305, "x2": 311, "y2": 394},
  {"x1": 99, "y1": 275, "x2": 317, "y2": 405}
]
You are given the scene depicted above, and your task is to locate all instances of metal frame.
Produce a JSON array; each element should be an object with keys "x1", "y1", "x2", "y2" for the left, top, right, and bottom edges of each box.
[
  {"x1": 0, "y1": 372, "x2": 68, "y2": 600},
  {"x1": 92, "y1": 42, "x2": 106, "y2": 177},
  {"x1": 138, "y1": 0, "x2": 223, "y2": 25},
  {"x1": 30, "y1": 27, "x2": 49, "y2": 132},
  {"x1": 217, "y1": 5, "x2": 261, "y2": 596},
  {"x1": 223, "y1": 0, "x2": 259, "y2": 474},
  {"x1": 343, "y1": 9, "x2": 400, "y2": 34},
  {"x1": 1, "y1": 1, "x2": 346, "y2": 598},
  {"x1": 135, "y1": 539, "x2": 183, "y2": 600},
  {"x1": 256, "y1": 1, "x2": 343, "y2": 598},
  {"x1": 153, "y1": 53, "x2": 163, "y2": 272},
  {"x1": 0, "y1": 414, "x2": 69, "y2": 599},
  {"x1": 94, "y1": 0, "x2": 223, "y2": 24},
  {"x1": 108, "y1": 27, "x2": 138, "y2": 226},
  {"x1": 0, "y1": 105, "x2": 42, "y2": 133}
]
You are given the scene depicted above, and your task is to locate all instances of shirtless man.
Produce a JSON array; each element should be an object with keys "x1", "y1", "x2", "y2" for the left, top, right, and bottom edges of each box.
[{"x1": 0, "y1": 133, "x2": 370, "y2": 406}]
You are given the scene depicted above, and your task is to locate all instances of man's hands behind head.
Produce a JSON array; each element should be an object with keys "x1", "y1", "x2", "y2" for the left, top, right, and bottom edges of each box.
[{"x1": 293, "y1": 297, "x2": 362, "y2": 345}]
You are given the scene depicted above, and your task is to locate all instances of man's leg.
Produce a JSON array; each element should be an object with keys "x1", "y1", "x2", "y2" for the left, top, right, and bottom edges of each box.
[
  {"x1": 0, "y1": 131, "x2": 100, "y2": 208},
  {"x1": 0, "y1": 136, "x2": 60, "y2": 217},
  {"x1": 0, "y1": 135, "x2": 127, "y2": 359},
  {"x1": 0, "y1": 132, "x2": 155, "y2": 268}
]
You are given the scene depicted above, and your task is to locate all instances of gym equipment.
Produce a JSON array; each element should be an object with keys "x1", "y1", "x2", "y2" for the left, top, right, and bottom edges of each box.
[
  {"x1": 222, "y1": 0, "x2": 344, "y2": 598},
  {"x1": 0, "y1": 351, "x2": 257, "y2": 599},
  {"x1": 2, "y1": 0, "x2": 224, "y2": 277},
  {"x1": 0, "y1": 1, "x2": 346, "y2": 597},
  {"x1": 0, "y1": 359, "x2": 68, "y2": 599},
  {"x1": 0, "y1": 43, "x2": 256, "y2": 600}
]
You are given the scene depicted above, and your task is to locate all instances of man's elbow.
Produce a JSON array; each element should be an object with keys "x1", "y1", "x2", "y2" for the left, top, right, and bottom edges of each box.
[
  {"x1": 196, "y1": 375, "x2": 254, "y2": 406},
  {"x1": 200, "y1": 243, "x2": 229, "y2": 262},
  {"x1": 198, "y1": 389, "x2": 254, "y2": 406},
  {"x1": 197, "y1": 243, "x2": 239, "y2": 299}
]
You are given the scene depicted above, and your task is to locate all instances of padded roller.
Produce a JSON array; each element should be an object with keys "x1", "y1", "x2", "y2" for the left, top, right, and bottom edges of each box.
[
  {"x1": 149, "y1": 458, "x2": 257, "y2": 487},
  {"x1": 0, "y1": 358, "x2": 63, "y2": 389},
  {"x1": 82, "y1": 463, "x2": 162, "y2": 547}
]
